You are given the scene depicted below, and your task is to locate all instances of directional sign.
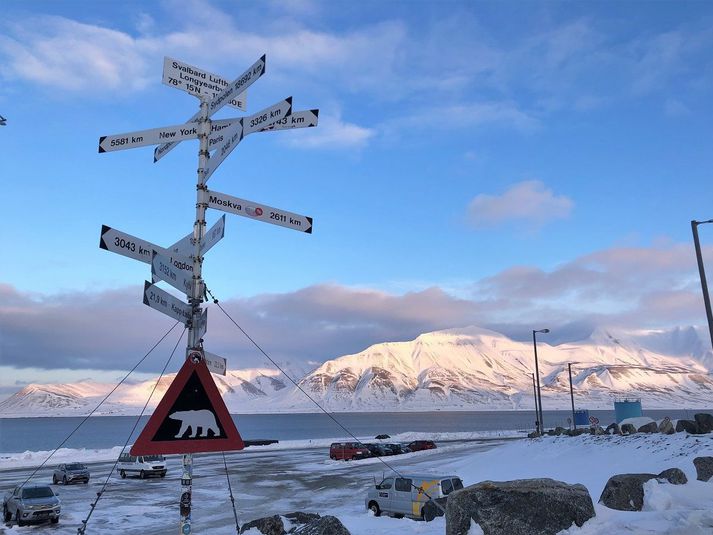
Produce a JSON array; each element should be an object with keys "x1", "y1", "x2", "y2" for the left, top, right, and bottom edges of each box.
[
  {"x1": 130, "y1": 357, "x2": 244, "y2": 455},
  {"x1": 204, "y1": 351, "x2": 227, "y2": 376},
  {"x1": 154, "y1": 109, "x2": 201, "y2": 163},
  {"x1": 204, "y1": 97, "x2": 292, "y2": 181},
  {"x1": 151, "y1": 249, "x2": 194, "y2": 296},
  {"x1": 204, "y1": 189, "x2": 312, "y2": 233},
  {"x1": 143, "y1": 282, "x2": 192, "y2": 324},
  {"x1": 169, "y1": 215, "x2": 226, "y2": 257},
  {"x1": 207, "y1": 54, "x2": 266, "y2": 118},
  {"x1": 163, "y1": 57, "x2": 247, "y2": 110},
  {"x1": 195, "y1": 308, "x2": 208, "y2": 340},
  {"x1": 258, "y1": 109, "x2": 319, "y2": 132},
  {"x1": 98, "y1": 123, "x2": 199, "y2": 153},
  {"x1": 100, "y1": 225, "x2": 164, "y2": 264}
]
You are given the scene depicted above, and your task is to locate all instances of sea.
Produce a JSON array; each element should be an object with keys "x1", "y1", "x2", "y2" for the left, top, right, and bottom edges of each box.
[{"x1": 0, "y1": 409, "x2": 705, "y2": 454}]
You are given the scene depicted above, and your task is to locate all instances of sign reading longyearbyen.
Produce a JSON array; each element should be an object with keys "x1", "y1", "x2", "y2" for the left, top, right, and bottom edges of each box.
[
  {"x1": 163, "y1": 57, "x2": 247, "y2": 111},
  {"x1": 131, "y1": 357, "x2": 243, "y2": 455}
]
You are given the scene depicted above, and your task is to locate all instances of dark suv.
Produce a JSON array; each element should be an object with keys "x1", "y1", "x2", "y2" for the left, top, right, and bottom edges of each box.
[{"x1": 406, "y1": 440, "x2": 437, "y2": 452}]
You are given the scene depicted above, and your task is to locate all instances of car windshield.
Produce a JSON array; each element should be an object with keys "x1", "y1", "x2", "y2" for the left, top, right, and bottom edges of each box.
[
  {"x1": 143, "y1": 455, "x2": 164, "y2": 462},
  {"x1": 453, "y1": 478, "x2": 464, "y2": 490},
  {"x1": 22, "y1": 487, "x2": 54, "y2": 499},
  {"x1": 66, "y1": 463, "x2": 86, "y2": 470}
]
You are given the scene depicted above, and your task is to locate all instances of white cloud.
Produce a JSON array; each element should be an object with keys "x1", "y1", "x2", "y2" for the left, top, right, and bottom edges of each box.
[
  {"x1": 283, "y1": 111, "x2": 374, "y2": 149},
  {"x1": 467, "y1": 180, "x2": 573, "y2": 229}
]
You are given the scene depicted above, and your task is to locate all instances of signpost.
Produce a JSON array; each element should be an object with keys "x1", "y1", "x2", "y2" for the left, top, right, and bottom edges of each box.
[{"x1": 98, "y1": 53, "x2": 317, "y2": 535}]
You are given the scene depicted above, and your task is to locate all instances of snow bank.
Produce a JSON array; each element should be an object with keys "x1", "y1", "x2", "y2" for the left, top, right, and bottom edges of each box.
[{"x1": 619, "y1": 416, "x2": 655, "y2": 429}]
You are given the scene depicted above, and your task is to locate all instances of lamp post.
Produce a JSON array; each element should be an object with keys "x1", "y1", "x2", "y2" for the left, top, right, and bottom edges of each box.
[
  {"x1": 531, "y1": 373, "x2": 539, "y2": 434},
  {"x1": 691, "y1": 219, "x2": 713, "y2": 351},
  {"x1": 568, "y1": 363, "x2": 576, "y2": 430},
  {"x1": 533, "y1": 328, "x2": 549, "y2": 433}
]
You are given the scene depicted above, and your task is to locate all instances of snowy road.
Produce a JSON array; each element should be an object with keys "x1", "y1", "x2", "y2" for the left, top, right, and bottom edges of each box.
[{"x1": 0, "y1": 438, "x2": 508, "y2": 534}]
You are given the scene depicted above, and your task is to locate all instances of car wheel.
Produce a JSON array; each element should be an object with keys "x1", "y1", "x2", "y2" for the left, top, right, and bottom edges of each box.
[
  {"x1": 51, "y1": 517, "x2": 59, "y2": 524},
  {"x1": 160, "y1": 472, "x2": 166, "y2": 478},
  {"x1": 3, "y1": 505, "x2": 11, "y2": 522},
  {"x1": 120, "y1": 470, "x2": 126, "y2": 479},
  {"x1": 422, "y1": 501, "x2": 437, "y2": 522},
  {"x1": 16, "y1": 510, "x2": 24, "y2": 527},
  {"x1": 52, "y1": 475, "x2": 58, "y2": 485},
  {"x1": 368, "y1": 502, "x2": 381, "y2": 517},
  {"x1": 139, "y1": 470, "x2": 146, "y2": 479},
  {"x1": 62, "y1": 476, "x2": 67, "y2": 485}
]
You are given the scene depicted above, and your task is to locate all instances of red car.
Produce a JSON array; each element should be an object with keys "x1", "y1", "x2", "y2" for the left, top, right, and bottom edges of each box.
[
  {"x1": 406, "y1": 440, "x2": 437, "y2": 452},
  {"x1": 329, "y1": 442, "x2": 370, "y2": 461}
]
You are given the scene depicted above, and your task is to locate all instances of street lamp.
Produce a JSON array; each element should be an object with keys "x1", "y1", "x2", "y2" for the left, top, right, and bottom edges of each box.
[
  {"x1": 691, "y1": 219, "x2": 713, "y2": 351},
  {"x1": 531, "y1": 373, "x2": 539, "y2": 434},
  {"x1": 533, "y1": 328, "x2": 549, "y2": 434}
]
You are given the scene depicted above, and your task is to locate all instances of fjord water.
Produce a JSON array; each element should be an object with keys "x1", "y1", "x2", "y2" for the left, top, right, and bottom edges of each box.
[{"x1": 0, "y1": 409, "x2": 705, "y2": 454}]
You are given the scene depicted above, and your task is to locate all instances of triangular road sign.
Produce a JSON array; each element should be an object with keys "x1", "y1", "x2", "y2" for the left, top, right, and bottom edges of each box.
[{"x1": 131, "y1": 355, "x2": 243, "y2": 455}]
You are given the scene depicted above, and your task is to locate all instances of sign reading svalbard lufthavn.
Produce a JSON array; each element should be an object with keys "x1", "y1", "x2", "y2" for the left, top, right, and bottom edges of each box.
[{"x1": 163, "y1": 57, "x2": 247, "y2": 111}]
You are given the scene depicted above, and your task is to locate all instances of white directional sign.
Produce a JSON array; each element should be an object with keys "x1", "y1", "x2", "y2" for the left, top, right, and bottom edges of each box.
[
  {"x1": 169, "y1": 215, "x2": 226, "y2": 257},
  {"x1": 100, "y1": 225, "x2": 165, "y2": 264},
  {"x1": 154, "y1": 109, "x2": 201, "y2": 163},
  {"x1": 98, "y1": 123, "x2": 199, "y2": 153},
  {"x1": 259, "y1": 109, "x2": 319, "y2": 132},
  {"x1": 207, "y1": 54, "x2": 266, "y2": 118},
  {"x1": 204, "y1": 189, "x2": 313, "y2": 234},
  {"x1": 195, "y1": 308, "x2": 208, "y2": 339},
  {"x1": 163, "y1": 57, "x2": 247, "y2": 111},
  {"x1": 143, "y1": 281, "x2": 192, "y2": 324},
  {"x1": 151, "y1": 249, "x2": 194, "y2": 296},
  {"x1": 204, "y1": 97, "x2": 292, "y2": 181},
  {"x1": 203, "y1": 351, "x2": 227, "y2": 376}
]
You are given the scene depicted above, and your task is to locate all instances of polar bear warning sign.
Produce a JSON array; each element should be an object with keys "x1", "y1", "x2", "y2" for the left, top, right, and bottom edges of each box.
[{"x1": 131, "y1": 353, "x2": 244, "y2": 455}]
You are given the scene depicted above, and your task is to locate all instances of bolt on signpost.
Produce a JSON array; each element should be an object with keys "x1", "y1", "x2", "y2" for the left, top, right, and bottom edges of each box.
[{"x1": 98, "y1": 54, "x2": 318, "y2": 534}]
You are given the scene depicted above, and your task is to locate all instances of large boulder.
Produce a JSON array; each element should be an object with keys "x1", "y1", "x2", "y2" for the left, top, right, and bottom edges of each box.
[
  {"x1": 694, "y1": 457, "x2": 713, "y2": 482},
  {"x1": 605, "y1": 423, "x2": 621, "y2": 435},
  {"x1": 658, "y1": 419, "x2": 675, "y2": 435},
  {"x1": 694, "y1": 413, "x2": 713, "y2": 433},
  {"x1": 292, "y1": 516, "x2": 350, "y2": 535},
  {"x1": 599, "y1": 469, "x2": 688, "y2": 511},
  {"x1": 637, "y1": 422, "x2": 658, "y2": 434},
  {"x1": 240, "y1": 515, "x2": 285, "y2": 535},
  {"x1": 620, "y1": 423, "x2": 637, "y2": 435},
  {"x1": 284, "y1": 512, "x2": 321, "y2": 533},
  {"x1": 554, "y1": 426, "x2": 566, "y2": 436},
  {"x1": 445, "y1": 478, "x2": 595, "y2": 535},
  {"x1": 676, "y1": 419, "x2": 700, "y2": 434}
]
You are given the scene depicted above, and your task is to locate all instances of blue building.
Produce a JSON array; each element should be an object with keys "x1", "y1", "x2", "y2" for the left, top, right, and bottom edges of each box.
[{"x1": 614, "y1": 399, "x2": 642, "y2": 423}]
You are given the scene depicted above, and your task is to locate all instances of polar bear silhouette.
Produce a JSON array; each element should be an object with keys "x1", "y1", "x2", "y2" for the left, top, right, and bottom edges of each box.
[{"x1": 169, "y1": 409, "x2": 220, "y2": 438}]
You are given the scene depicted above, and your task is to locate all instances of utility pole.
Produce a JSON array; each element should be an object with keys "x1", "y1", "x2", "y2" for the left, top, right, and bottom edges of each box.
[
  {"x1": 568, "y1": 363, "x2": 576, "y2": 430},
  {"x1": 691, "y1": 220, "x2": 713, "y2": 351},
  {"x1": 531, "y1": 373, "x2": 539, "y2": 434},
  {"x1": 533, "y1": 329, "x2": 549, "y2": 433}
]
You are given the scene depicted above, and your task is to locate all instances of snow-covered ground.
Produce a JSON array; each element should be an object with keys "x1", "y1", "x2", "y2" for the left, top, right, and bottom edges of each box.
[{"x1": 1, "y1": 433, "x2": 711, "y2": 534}]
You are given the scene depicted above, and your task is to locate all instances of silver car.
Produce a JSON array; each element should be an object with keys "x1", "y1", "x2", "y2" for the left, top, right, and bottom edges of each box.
[
  {"x1": 53, "y1": 462, "x2": 90, "y2": 485},
  {"x1": 3, "y1": 485, "x2": 61, "y2": 526}
]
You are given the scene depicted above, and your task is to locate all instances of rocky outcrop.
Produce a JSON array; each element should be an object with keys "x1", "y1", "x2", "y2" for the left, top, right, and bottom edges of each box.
[
  {"x1": 694, "y1": 457, "x2": 713, "y2": 482},
  {"x1": 293, "y1": 516, "x2": 350, "y2": 535},
  {"x1": 694, "y1": 413, "x2": 713, "y2": 433},
  {"x1": 445, "y1": 478, "x2": 595, "y2": 535},
  {"x1": 599, "y1": 469, "x2": 688, "y2": 511}
]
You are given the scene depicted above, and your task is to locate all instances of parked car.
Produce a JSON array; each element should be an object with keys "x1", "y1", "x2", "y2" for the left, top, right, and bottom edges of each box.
[
  {"x1": 365, "y1": 473, "x2": 463, "y2": 521},
  {"x1": 117, "y1": 453, "x2": 167, "y2": 479},
  {"x1": 406, "y1": 440, "x2": 437, "y2": 452},
  {"x1": 329, "y1": 442, "x2": 371, "y2": 461},
  {"x1": 365, "y1": 443, "x2": 390, "y2": 457},
  {"x1": 3, "y1": 485, "x2": 61, "y2": 526},
  {"x1": 53, "y1": 463, "x2": 90, "y2": 485},
  {"x1": 383, "y1": 443, "x2": 410, "y2": 455}
]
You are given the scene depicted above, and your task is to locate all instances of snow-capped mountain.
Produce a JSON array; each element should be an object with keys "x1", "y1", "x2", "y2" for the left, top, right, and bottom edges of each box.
[{"x1": 2, "y1": 325, "x2": 712, "y2": 417}]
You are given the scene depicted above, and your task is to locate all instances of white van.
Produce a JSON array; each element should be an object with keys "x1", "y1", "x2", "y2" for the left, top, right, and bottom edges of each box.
[
  {"x1": 365, "y1": 473, "x2": 464, "y2": 521},
  {"x1": 117, "y1": 453, "x2": 167, "y2": 479}
]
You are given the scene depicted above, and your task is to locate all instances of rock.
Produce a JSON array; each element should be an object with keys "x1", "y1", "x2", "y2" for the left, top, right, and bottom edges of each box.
[
  {"x1": 605, "y1": 423, "x2": 620, "y2": 435},
  {"x1": 292, "y1": 516, "x2": 350, "y2": 535},
  {"x1": 593, "y1": 426, "x2": 606, "y2": 435},
  {"x1": 638, "y1": 422, "x2": 658, "y2": 434},
  {"x1": 620, "y1": 423, "x2": 637, "y2": 435},
  {"x1": 571, "y1": 428, "x2": 588, "y2": 436},
  {"x1": 284, "y1": 512, "x2": 321, "y2": 532},
  {"x1": 658, "y1": 419, "x2": 675, "y2": 435},
  {"x1": 240, "y1": 515, "x2": 285, "y2": 535},
  {"x1": 554, "y1": 426, "x2": 566, "y2": 436},
  {"x1": 676, "y1": 419, "x2": 700, "y2": 434},
  {"x1": 445, "y1": 478, "x2": 595, "y2": 535},
  {"x1": 657, "y1": 468, "x2": 687, "y2": 485},
  {"x1": 546, "y1": 429, "x2": 557, "y2": 436},
  {"x1": 694, "y1": 457, "x2": 713, "y2": 482},
  {"x1": 527, "y1": 431, "x2": 540, "y2": 439},
  {"x1": 694, "y1": 413, "x2": 713, "y2": 433},
  {"x1": 374, "y1": 434, "x2": 390, "y2": 439},
  {"x1": 600, "y1": 474, "x2": 658, "y2": 511}
]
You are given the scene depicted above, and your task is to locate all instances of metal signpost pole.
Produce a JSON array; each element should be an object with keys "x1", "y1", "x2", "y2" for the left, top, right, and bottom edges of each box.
[
  {"x1": 568, "y1": 363, "x2": 576, "y2": 430},
  {"x1": 533, "y1": 331, "x2": 544, "y2": 433},
  {"x1": 691, "y1": 220, "x2": 713, "y2": 351},
  {"x1": 180, "y1": 99, "x2": 210, "y2": 535}
]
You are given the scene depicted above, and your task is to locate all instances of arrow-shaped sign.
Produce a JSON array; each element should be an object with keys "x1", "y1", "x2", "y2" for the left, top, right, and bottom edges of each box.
[
  {"x1": 207, "y1": 54, "x2": 266, "y2": 118},
  {"x1": 204, "y1": 97, "x2": 292, "y2": 181},
  {"x1": 151, "y1": 249, "x2": 195, "y2": 296},
  {"x1": 98, "y1": 123, "x2": 200, "y2": 153},
  {"x1": 169, "y1": 215, "x2": 226, "y2": 258},
  {"x1": 143, "y1": 281, "x2": 192, "y2": 324},
  {"x1": 163, "y1": 57, "x2": 247, "y2": 110},
  {"x1": 204, "y1": 189, "x2": 312, "y2": 234},
  {"x1": 99, "y1": 225, "x2": 166, "y2": 264},
  {"x1": 203, "y1": 351, "x2": 227, "y2": 376},
  {"x1": 196, "y1": 308, "x2": 208, "y2": 339},
  {"x1": 258, "y1": 109, "x2": 319, "y2": 132}
]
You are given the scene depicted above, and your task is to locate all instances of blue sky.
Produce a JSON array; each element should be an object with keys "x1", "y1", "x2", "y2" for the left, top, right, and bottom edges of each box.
[{"x1": 1, "y1": 0, "x2": 713, "y2": 396}]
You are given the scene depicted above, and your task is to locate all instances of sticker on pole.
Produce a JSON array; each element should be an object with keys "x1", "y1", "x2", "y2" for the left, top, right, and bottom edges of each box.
[{"x1": 131, "y1": 355, "x2": 243, "y2": 455}]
